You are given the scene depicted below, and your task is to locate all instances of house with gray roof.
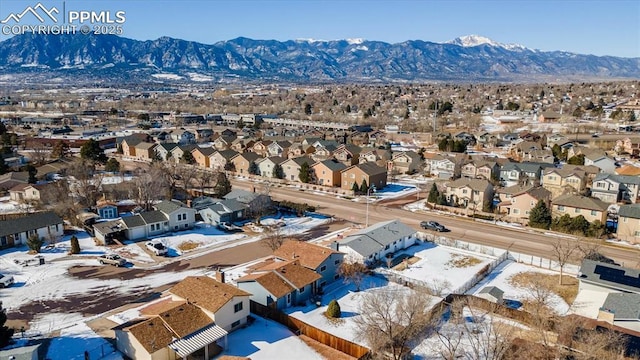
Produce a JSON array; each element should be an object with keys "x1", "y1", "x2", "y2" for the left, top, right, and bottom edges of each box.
[
  {"x1": 445, "y1": 178, "x2": 494, "y2": 211},
  {"x1": 598, "y1": 293, "x2": 640, "y2": 331},
  {"x1": 551, "y1": 194, "x2": 609, "y2": 223},
  {"x1": 0, "y1": 211, "x2": 63, "y2": 248},
  {"x1": 199, "y1": 199, "x2": 248, "y2": 225},
  {"x1": 224, "y1": 189, "x2": 271, "y2": 217},
  {"x1": 499, "y1": 162, "x2": 553, "y2": 187},
  {"x1": 592, "y1": 173, "x2": 640, "y2": 205},
  {"x1": 477, "y1": 286, "x2": 504, "y2": 304},
  {"x1": 337, "y1": 219, "x2": 417, "y2": 265},
  {"x1": 615, "y1": 204, "x2": 640, "y2": 244}
]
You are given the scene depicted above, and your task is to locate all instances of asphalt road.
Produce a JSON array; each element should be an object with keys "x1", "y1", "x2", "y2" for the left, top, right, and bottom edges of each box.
[{"x1": 231, "y1": 178, "x2": 640, "y2": 268}]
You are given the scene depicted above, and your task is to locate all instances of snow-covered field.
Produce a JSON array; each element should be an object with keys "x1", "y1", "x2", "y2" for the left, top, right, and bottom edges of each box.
[
  {"x1": 46, "y1": 322, "x2": 121, "y2": 360},
  {"x1": 386, "y1": 242, "x2": 497, "y2": 294},
  {"x1": 468, "y1": 260, "x2": 570, "y2": 315},
  {"x1": 0, "y1": 195, "x2": 24, "y2": 213}
]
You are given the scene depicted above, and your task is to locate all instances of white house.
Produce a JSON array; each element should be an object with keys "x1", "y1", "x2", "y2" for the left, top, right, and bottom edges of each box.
[
  {"x1": 337, "y1": 219, "x2": 417, "y2": 265},
  {"x1": 0, "y1": 211, "x2": 63, "y2": 248}
]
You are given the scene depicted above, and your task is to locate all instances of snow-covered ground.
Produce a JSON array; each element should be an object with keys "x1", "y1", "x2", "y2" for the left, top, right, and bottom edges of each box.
[
  {"x1": 0, "y1": 195, "x2": 24, "y2": 213},
  {"x1": 386, "y1": 242, "x2": 498, "y2": 295},
  {"x1": 468, "y1": 260, "x2": 570, "y2": 315},
  {"x1": 221, "y1": 316, "x2": 323, "y2": 360},
  {"x1": 46, "y1": 321, "x2": 121, "y2": 360},
  {"x1": 351, "y1": 182, "x2": 418, "y2": 203}
]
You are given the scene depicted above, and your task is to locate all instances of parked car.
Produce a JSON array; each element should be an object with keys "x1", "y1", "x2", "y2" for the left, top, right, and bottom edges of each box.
[
  {"x1": 420, "y1": 221, "x2": 447, "y2": 232},
  {"x1": 146, "y1": 240, "x2": 168, "y2": 256},
  {"x1": 98, "y1": 254, "x2": 126, "y2": 267},
  {"x1": 0, "y1": 273, "x2": 14, "y2": 288}
]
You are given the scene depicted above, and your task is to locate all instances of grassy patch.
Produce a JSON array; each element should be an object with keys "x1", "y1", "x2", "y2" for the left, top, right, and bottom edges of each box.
[
  {"x1": 323, "y1": 311, "x2": 345, "y2": 326},
  {"x1": 177, "y1": 241, "x2": 200, "y2": 252},
  {"x1": 392, "y1": 256, "x2": 421, "y2": 271},
  {"x1": 509, "y1": 271, "x2": 578, "y2": 305},
  {"x1": 446, "y1": 253, "x2": 482, "y2": 268}
]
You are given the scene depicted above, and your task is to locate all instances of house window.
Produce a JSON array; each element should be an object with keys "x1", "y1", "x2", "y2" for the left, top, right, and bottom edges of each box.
[
  {"x1": 385, "y1": 245, "x2": 390, "y2": 250},
  {"x1": 557, "y1": 206, "x2": 565, "y2": 211},
  {"x1": 513, "y1": 209, "x2": 520, "y2": 215},
  {"x1": 299, "y1": 287, "x2": 305, "y2": 293},
  {"x1": 624, "y1": 218, "x2": 628, "y2": 223},
  {"x1": 174, "y1": 226, "x2": 178, "y2": 230},
  {"x1": 320, "y1": 265, "x2": 326, "y2": 272},
  {"x1": 232, "y1": 320, "x2": 241, "y2": 328},
  {"x1": 334, "y1": 259, "x2": 340, "y2": 265},
  {"x1": 462, "y1": 189, "x2": 468, "y2": 194},
  {"x1": 177, "y1": 214, "x2": 182, "y2": 221},
  {"x1": 234, "y1": 302, "x2": 243, "y2": 313},
  {"x1": 575, "y1": 208, "x2": 581, "y2": 213},
  {"x1": 287, "y1": 293, "x2": 292, "y2": 303},
  {"x1": 591, "y1": 210, "x2": 597, "y2": 216},
  {"x1": 635, "y1": 231, "x2": 640, "y2": 237}
]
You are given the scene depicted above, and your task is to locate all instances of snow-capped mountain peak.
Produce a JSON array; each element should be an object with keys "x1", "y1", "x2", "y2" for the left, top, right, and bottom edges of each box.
[
  {"x1": 346, "y1": 38, "x2": 365, "y2": 45},
  {"x1": 446, "y1": 35, "x2": 527, "y2": 51}
]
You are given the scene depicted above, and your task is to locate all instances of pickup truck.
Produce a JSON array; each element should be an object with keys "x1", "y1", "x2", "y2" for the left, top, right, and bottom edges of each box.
[
  {"x1": 0, "y1": 273, "x2": 14, "y2": 288},
  {"x1": 420, "y1": 220, "x2": 448, "y2": 232},
  {"x1": 98, "y1": 254, "x2": 127, "y2": 267}
]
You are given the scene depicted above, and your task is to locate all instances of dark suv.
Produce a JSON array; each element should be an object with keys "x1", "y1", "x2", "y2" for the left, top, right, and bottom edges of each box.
[{"x1": 420, "y1": 221, "x2": 447, "y2": 232}]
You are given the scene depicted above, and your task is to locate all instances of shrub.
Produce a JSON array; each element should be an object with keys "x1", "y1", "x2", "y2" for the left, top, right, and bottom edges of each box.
[
  {"x1": 69, "y1": 235, "x2": 81, "y2": 254},
  {"x1": 26, "y1": 234, "x2": 44, "y2": 253},
  {"x1": 326, "y1": 299, "x2": 341, "y2": 318}
]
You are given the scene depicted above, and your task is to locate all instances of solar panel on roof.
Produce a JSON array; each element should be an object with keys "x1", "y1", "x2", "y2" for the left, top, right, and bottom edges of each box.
[{"x1": 594, "y1": 265, "x2": 640, "y2": 289}]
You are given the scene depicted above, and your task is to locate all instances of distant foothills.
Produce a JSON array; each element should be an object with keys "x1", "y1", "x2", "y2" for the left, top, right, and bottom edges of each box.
[{"x1": 0, "y1": 33, "x2": 638, "y2": 83}]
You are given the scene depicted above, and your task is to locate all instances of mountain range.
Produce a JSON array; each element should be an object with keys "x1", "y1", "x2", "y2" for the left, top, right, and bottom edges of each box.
[{"x1": 0, "y1": 33, "x2": 637, "y2": 83}]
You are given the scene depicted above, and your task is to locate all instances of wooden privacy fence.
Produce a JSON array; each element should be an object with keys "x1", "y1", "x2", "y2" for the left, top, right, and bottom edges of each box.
[{"x1": 250, "y1": 301, "x2": 370, "y2": 359}]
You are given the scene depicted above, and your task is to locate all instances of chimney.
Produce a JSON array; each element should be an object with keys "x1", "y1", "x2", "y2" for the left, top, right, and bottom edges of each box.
[
  {"x1": 215, "y1": 270, "x2": 225, "y2": 284},
  {"x1": 330, "y1": 241, "x2": 339, "y2": 252},
  {"x1": 186, "y1": 199, "x2": 192, "y2": 208},
  {"x1": 252, "y1": 185, "x2": 256, "y2": 193}
]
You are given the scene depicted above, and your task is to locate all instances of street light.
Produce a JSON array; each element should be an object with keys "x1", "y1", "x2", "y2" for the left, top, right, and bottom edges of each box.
[{"x1": 366, "y1": 185, "x2": 376, "y2": 228}]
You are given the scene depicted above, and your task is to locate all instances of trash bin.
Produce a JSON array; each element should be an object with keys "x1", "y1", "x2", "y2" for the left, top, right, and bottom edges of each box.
[{"x1": 39, "y1": 257, "x2": 45, "y2": 265}]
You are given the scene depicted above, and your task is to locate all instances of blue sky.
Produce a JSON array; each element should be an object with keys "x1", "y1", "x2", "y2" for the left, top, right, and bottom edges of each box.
[{"x1": 1, "y1": 0, "x2": 639, "y2": 57}]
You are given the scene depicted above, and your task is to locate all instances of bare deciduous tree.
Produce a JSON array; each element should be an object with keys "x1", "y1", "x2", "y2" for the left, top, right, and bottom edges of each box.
[
  {"x1": 550, "y1": 238, "x2": 577, "y2": 285},
  {"x1": 337, "y1": 260, "x2": 368, "y2": 292},
  {"x1": 355, "y1": 288, "x2": 435, "y2": 360}
]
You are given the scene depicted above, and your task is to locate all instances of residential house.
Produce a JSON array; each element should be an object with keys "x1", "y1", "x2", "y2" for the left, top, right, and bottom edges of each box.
[
  {"x1": 286, "y1": 142, "x2": 311, "y2": 159},
  {"x1": 120, "y1": 136, "x2": 143, "y2": 157},
  {"x1": 0, "y1": 211, "x2": 63, "y2": 248},
  {"x1": 8, "y1": 183, "x2": 52, "y2": 203},
  {"x1": 0, "y1": 171, "x2": 29, "y2": 192},
  {"x1": 333, "y1": 144, "x2": 362, "y2": 166},
  {"x1": 510, "y1": 141, "x2": 543, "y2": 161},
  {"x1": 568, "y1": 146, "x2": 616, "y2": 173},
  {"x1": 337, "y1": 219, "x2": 417, "y2": 265},
  {"x1": 199, "y1": 199, "x2": 247, "y2": 225},
  {"x1": 230, "y1": 138, "x2": 255, "y2": 153},
  {"x1": 155, "y1": 200, "x2": 197, "y2": 232},
  {"x1": 359, "y1": 148, "x2": 392, "y2": 168},
  {"x1": 616, "y1": 204, "x2": 640, "y2": 244},
  {"x1": 310, "y1": 141, "x2": 338, "y2": 163},
  {"x1": 155, "y1": 143, "x2": 178, "y2": 161},
  {"x1": 195, "y1": 128, "x2": 214, "y2": 142},
  {"x1": 591, "y1": 174, "x2": 640, "y2": 204},
  {"x1": 133, "y1": 142, "x2": 157, "y2": 162},
  {"x1": 115, "y1": 276, "x2": 251, "y2": 360},
  {"x1": 256, "y1": 156, "x2": 286, "y2": 178},
  {"x1": 523, "y1": 149, "x2": 554, "y2": 164},
  {"x1": 170, "y1": 144, "x2": 198, "y2": 163},
  {"x1": 267, "y1": 141, "x2": 292, "y2": 157},
  {"x1": 424, "y1": 153, "x2": 460, "y2": 179},
  {"x1": 498, "y1": 186, "x2": 551, "y2": 219},
  {"x1": 340, "y1": 162, "x2": 387, "y2": 191},
  {"x1": 538, "y1": 111, "x2": 562, "y2": 123},
  {"x1": 542, "y1": 167, "x2": 587, "y2": 199},
  {"x1": 273, "y1": 240, "x2": 345, "y2": 290},
  {"x1": 251, "y1": 140, "x2": 273, "y2": 157},
  {"x1": 229, "y1": 152, "x2": 261, "y2": 175},
  {"x1": 96, "y1": 201, "x2": 119, "y2": 219},
  {"x1": 546, "y1": 134, "x2": 571, "y2": 148},
  {"x1": 236, "y1": 261, "x2": 321, "y2": 309},
  {"x1": 445, "y1": 178, "x2": 494, "y2": 210},
  {"x1": 223, "y1": 189, "x2": 271, "y2": 217},
  {"x1": 499, "y1": 162, "x2": 552, "y2": 187},
  {"x1": 209, "y1": 149, "x2": 239, "y2": 171},
  {"x1": 578, "y1": 260, "x2": 640, "y2": 332},
  {"x1": 461, "y1": 160, "x2": 499, "y2": 180},
  {"x1": 312, "y1": 159, "x2": 347, "y2": 187},
  {"x1": 280, "y1": 156, "x2": 314, "y2": 182},
  {"x1": 169, "y1": 130, "x2": 196, "y2": 145},
  {"x1": 615, "y1": 138, "x2": 640, "y2": 157},
  {"x1": 390, "y1": 151, "x2": 422, "y2": 175},
  {"x1": 213, "y1": 135, "x2": 237, "y2": 151},
  {"x1": 551, "y1": 194, "x2": 609, "y2": 223},
  {"x1": 191, "y1": 146, "x2": 216, "y2": 168}
]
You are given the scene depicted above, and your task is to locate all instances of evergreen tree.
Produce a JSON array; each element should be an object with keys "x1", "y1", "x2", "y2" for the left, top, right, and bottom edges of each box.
[
  {"x1": 69, "y1": 235, "x2": 81, "y2": 254},
  {"x1": 360, "y1": 179, "x2": 369, "y2": 194},
  {"x1": 630, "y1": 112, "x2": 637, "y2": 122},
  {"x1": 351, "y1": 182, "x2": 360, "y2": 195},
  {"x1": 181, "y1": 151, "x2": 195, "y2": 164},
  {"x1": 529, "y1": 200, "x2": 552, "y2": 229},
  {"x1": 26, "y1": 233, "x2": 44, "y2": 253},
  {"x1": 25, "y1": 164, "x2": 37, "y2": 184},
  {"x1": 214, "y1": 172, "x2": 232, "y2": 197},
  {"x1": 567, "y1": 154, "x2": 585, "y2": 165},
  {"x1": 248, "y1": 161, "x2": 259, "y2": 175},
  {"x1": 326, "y1": 299, "x2": 341, "y2": 318},
  {"x1": 436, "y1": 193, "x2": 448, "y2": 206},
  {"x1": 299, "y1": 161, "x2": 311, "y2": 183},
  {"x1": 105, "y1": 158, "x2": 121, "y2": 173},
  {"x1": 224, "y1": 161, "x2": 235, "y2": 172},
  {"x1": 304, "y1": 103, "x2": 312, "y2": 115},
  {"x1": 80, "y1": 138, "x2": 107, "y2": 164},
  {"x1": 0, "y1": 302, "x2": 14, "y2": 348},
  {"x1": 272, "y1": 164, "x2": 284, "y2": 179},
  {"x1": 427, "y1": 183, "x2": 439, "y2": 203}
]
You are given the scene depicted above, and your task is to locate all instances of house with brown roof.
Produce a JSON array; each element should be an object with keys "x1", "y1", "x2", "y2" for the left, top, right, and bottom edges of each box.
[
  {"x1": 498, "y1": 186, "x2": 551, "y2": 220},
  {"x1": 230, "y1": 152, "x2": 261, "y2": 175},
  {"x1": 461, "y1": 159, "x2": 499, "y2": 180},
  {"x1": 191, "y1": 146, "x2": 216, "y2": 168},
  {"x1": 340, "y1": 162, "x2": 387, "y2": 191},
  {"x1": 213, "y1": 135, "x2": 237, "y2": 151},
  {"x1": 333, "y1": 144, "x2": 362, "y2": 166},
  {"x1": 552, "y1": 194, "x2": 609, "y2": 223},
  {"x1": 236, "y1": 261, "x2": 321, "y2": 309},
  {"x1": 114, "y1": 276, "x2": 250, "y2": 360},
  {"x1": 359, "y1": 148, "x2": 392, "y2": 168},
  {"x1": 9, "y1": 183, "x2": 49, "y2": 203},
  {"x1": 542, "y1": 167, "x2": 588, "y2": 199},
  {"x1": 312, "y1": 159, "x2": 347, "y2": 187},
  {"x1": 251, "y1": 140, "x2": 272, "y2": 157},
  {"x1": 390, "y1": 151, "x2": 422, "y2": 174},
  {"x1": 280, "y1": 156, "x2": 313, "y2": 182},
  {"x1": 444, "y1": 178, "x2": 494, "y2": 210},
  {"x1": 209, "y1": 149, "x2": 239, "y2": 171},
  {"x1": 273, "y1": 240, "x2": 344, "y2": 289}
]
